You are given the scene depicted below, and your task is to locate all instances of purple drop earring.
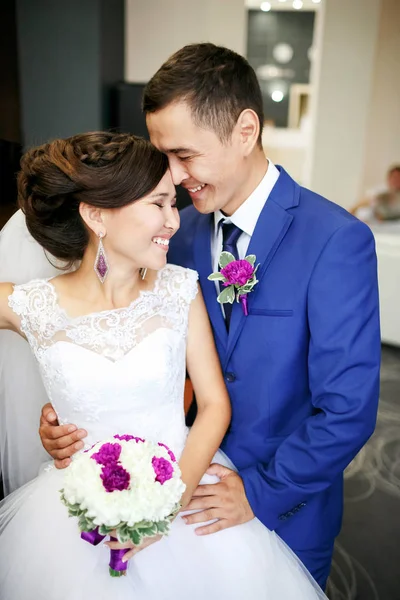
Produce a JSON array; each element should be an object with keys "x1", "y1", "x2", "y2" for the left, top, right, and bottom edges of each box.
[{"x1": 94, "y1": 232, "x2": 109, "y2": 283}]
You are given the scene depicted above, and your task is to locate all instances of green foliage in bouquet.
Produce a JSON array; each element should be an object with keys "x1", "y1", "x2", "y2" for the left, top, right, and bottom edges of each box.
[{"x1": 61, "y1": 491, "x2": 180, "y2": 548}]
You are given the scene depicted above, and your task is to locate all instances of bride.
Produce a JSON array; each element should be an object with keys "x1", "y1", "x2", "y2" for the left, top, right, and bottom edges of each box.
[{"x1": 0, "y1": 131, "x2": 326, "y2": 599}]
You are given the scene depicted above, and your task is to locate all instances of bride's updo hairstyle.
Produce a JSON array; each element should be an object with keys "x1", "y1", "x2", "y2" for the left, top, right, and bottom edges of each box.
[{"x1": 18, "y1": 131, "x2": 169, "y2": 266}]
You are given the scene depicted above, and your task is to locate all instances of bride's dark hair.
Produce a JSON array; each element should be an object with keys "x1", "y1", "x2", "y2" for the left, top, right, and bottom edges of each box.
[{"x1": 18, "y1": 131, "x2": 169, "y2": 267}]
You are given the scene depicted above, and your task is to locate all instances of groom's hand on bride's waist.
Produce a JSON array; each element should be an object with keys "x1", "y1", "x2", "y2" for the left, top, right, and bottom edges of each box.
[
  {"x1": 39, "y1": 402, "x2": 87, "y2": 469},
  {"x1": 181, "y1": 464, "x2": 254, "y2": 535}
]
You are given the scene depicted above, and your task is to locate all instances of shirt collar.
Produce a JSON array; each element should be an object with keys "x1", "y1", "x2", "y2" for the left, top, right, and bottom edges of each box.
[{"x1": 214, "y1": 160, "x2": 280, "y2": 237}]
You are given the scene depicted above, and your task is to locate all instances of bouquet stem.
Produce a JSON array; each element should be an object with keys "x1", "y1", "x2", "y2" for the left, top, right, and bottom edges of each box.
[
  {"x1": 109, "y1": 568, "x2": 126, "y2": 577},
  {"x1": 109, "y1": 536, "x2": 128, "y2": 577},
  {"x1": 81, "y1": 529, "x2": 128, "y2": 577}
]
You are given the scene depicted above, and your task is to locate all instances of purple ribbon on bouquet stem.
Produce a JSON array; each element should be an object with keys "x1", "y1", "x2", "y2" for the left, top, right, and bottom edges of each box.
[{"x1": 81, "y1": 528, "x2": 128, "y2": 576}]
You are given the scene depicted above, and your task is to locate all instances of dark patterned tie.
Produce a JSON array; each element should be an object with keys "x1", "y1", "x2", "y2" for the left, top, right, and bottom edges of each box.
[{"x1": 219, "y1": 221, "x2": 242, "y2": 329}]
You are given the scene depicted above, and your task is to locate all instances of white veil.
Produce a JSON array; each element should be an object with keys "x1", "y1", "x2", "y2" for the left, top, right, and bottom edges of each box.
[{"x1": 0, "y1": 210, "x2": 65, "y2": 495}]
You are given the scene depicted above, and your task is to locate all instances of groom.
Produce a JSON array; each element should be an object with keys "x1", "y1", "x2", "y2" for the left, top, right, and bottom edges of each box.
[{"x1": 39, "y1": 44, "x2": 380, "y2": 588}]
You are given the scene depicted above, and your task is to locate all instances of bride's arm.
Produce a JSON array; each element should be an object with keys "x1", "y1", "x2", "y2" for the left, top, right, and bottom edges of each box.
[
  {"x1": 179, "y1": 285, "x2": 231, "y2": 508},
  {"x1": 0, "y1": 283, "x2": 20, "y2": 332}
]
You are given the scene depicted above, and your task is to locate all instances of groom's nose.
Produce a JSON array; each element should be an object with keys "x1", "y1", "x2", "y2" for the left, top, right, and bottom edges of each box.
[{"x1": 168, "y1": 155, "x2": 189, "y2": 186}]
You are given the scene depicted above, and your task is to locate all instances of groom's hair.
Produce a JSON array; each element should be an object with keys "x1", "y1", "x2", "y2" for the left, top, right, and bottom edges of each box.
[{"x1": 143, "y1": 43, "x2": 264, "y2": 148}]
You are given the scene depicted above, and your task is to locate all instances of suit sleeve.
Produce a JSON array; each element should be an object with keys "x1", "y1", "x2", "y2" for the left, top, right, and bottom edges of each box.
[{"x1": 240, "y1": 219, "x2": 380, "y2": 531}]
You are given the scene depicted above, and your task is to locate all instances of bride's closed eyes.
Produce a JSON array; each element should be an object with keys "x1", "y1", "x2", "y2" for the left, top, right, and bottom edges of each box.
[{"x1": 153, "y1": 199, "x2": 178, "y2": 209}]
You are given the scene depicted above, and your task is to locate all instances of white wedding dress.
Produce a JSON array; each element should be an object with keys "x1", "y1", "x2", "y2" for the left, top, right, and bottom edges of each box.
[{"x1": 0, "y1": 264, "x2": 326, "y2": 600}]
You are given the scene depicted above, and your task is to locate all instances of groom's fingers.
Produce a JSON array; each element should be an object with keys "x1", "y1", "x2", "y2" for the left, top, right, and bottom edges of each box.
[
  {"x1": 50, "y1": 441, "x2": 81, "y2": 458},
  {"x1": 182, "y1": 495, "x2": 220, "y2": 512},
  {"x1": 54, "y1": 458, "x2": 72, "y2": 469},
  {"x1": 42, "y1": 423, "x2": 85, "y2": 443},
  {"x1": 40, "y1": 402, "x2": 59, "y2": 426},
  {"x1": 192, "y1": 483, "x2": 220, "y2": 496},
  {"x1": 182, "y1": 508, "x2": 220, "y2": 525},
  {"x1": 39, "y1": 423, "x2": 87, "y2": 458},
  {"x1": 194, "y1": 519, "x2": 228, "y2": 536}
]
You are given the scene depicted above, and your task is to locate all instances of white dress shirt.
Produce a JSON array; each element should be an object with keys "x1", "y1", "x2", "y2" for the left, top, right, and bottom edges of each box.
[{"x1": 212, "y1": 160, "x2": 280, "y2": 274}]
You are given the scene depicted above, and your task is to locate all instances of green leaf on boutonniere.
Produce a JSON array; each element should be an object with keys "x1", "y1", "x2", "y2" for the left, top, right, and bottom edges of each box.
[
  {"x1": 217, "y1": 285, "x2": 235, "y2": 305},
  {"x1": 238, "y1": 283, "x2": 255, "y2": 294},
  {"x1": 244, "y1": 254, "x2": 256, "y2": 266},
  {"x1": 208, "y1": 272, "x2": 226, "y2": 281},
  {"x1": 219, "y1": 251, "x2": 236, "y2": 269}
]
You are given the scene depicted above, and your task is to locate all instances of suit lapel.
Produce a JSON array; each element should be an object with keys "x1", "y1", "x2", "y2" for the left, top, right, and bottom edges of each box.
[
  {"x1": 193, "y1": 214, "x2": 228, "y2": 348},
  {"x1": 224, "y1": 168, "x2": 298, "y2": 369}
]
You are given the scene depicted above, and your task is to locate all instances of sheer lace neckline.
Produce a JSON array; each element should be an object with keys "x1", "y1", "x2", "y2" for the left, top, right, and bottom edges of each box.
[
  {"x1": 9, "y1": 265, "x2": 198, "y2": 363},
  {"x1": 46, "y1": 268, "x2": 164, "y2": 323}
]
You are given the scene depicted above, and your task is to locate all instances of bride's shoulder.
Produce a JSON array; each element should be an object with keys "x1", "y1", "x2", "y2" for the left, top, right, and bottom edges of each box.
[
  {"x1": 8, "y1": 278, "x2": 57, "y2": 314},
  {"x1": 162, "y1": 263, "x2": 198, "y2": 279},
  {"x1": 10, "y1": 277, "x2": 54, "y2": 295},
  {"x1": 158, "y1": 264, "x2": 199, "y2": 302}
]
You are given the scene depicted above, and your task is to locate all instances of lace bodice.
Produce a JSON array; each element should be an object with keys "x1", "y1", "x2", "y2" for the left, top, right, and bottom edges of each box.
[{"x1": 9, "y1": 265, "x2": 198, "y2": 457}]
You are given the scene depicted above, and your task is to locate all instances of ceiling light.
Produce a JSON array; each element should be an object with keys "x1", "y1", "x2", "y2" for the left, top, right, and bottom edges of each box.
[
  {"x1": 292, "y1": 0, "x2": 303, "y2": 8},
  {"x1": 273, "y1": 43, "x2": 294, "y2": 64},
  {"x1": 260, "y1": 2, "x2": 271, "y2": 11},
  {"x1": 271, "y1": 90, "x2": 284, "y2": 102}
]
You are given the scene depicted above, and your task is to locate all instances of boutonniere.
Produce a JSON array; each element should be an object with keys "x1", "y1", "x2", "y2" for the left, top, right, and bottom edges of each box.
[{"x1": 208, "y1": 252, "x2": 259, "y2": 315}]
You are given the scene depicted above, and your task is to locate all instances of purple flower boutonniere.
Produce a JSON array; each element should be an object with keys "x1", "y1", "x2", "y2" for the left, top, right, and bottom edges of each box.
[{"x1": 208, "y1": 252, "x2": 259, "y2": 316}]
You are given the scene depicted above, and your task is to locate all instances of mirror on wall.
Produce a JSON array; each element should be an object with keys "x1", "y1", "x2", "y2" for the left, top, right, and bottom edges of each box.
[{"x1": 245, "y1": 0, "x2": 321, "y2": 184}]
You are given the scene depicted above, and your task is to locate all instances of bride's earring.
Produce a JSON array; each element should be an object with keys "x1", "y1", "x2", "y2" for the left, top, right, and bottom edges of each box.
[
  {"x1": 140, "y1": 268, "x2": 147, "y2": 280},
  {"x1": 94, "y1": 232, "x2": 109, "y2": 283}
]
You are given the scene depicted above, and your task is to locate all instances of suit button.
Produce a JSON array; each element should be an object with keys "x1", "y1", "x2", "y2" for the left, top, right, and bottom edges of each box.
[{"x1": 226, "y1": 372, "x2": 236, "y2": 383}]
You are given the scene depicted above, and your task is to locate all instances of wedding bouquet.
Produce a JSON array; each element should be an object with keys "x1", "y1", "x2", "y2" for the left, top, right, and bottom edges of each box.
[{"x1": 60, "y1": 434, "x2": 185, "y2": 577}]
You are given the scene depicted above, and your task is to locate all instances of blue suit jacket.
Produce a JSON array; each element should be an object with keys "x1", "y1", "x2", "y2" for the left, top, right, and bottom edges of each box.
[{"x1": 168, "y1": 167, "x2": 380, "y2": 551}]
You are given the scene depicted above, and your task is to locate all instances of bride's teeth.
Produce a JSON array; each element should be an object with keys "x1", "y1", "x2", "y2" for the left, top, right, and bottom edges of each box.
[
  {"x1": 152, "y1": 237, "x2": 169, "y2": 247},
  {"x1": 188, "y1": 184, "x2": 206, "y2": 193}
]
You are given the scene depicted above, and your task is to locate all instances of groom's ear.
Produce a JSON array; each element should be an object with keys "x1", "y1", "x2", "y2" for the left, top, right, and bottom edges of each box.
[
  {"x1": 236, "y1": 109, "x2": 260, "y2": 157},
  {"x1": 79, "y1": 203, "x2": 104, "y2": 236}
]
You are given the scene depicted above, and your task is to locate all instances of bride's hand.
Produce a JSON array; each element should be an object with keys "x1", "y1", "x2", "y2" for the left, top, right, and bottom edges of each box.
[{"x1": 105, "y1": 533, "x2": 162, "y2": 562}]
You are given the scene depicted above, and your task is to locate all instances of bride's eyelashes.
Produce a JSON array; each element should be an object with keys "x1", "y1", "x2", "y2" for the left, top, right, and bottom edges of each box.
[{"x1": 153, "y1": 201, "x2": 178, "y2": 209}]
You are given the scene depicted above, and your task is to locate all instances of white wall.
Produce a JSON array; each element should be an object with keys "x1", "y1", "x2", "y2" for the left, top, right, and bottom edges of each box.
[
  {"x1": 306, "y1": 0, "x2": 381, "y2": 208},
  {"x1": 361, "y1": 0, "x2": 400, "y2": 195},
  {"x1": 125, "y1": 0, "x2": 246, "y2": 83}
]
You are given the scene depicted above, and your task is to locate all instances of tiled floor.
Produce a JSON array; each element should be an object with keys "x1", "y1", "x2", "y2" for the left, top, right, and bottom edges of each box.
[{"x1": 327, "y1": 345, "x2": 400, "y2": 600}]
